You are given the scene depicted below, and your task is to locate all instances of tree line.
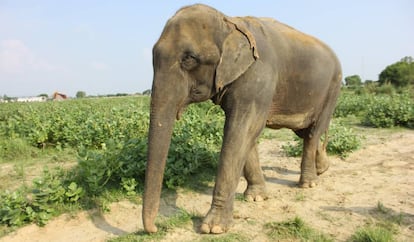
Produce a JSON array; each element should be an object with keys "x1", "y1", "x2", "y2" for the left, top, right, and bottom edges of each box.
[{"x1": 345, "y1": 56, "x2": 414, "y2": 88}]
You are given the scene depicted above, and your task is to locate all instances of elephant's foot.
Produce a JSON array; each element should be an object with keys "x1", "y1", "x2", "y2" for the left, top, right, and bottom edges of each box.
[
  {"x1": 200, "y1": 207, "x2": 233, "y2": 234},
  {"x1": 316, "y1": 162, "x2": 330, "y2": 176},
  {"x1": 316, "y1": 150, "x2": 330, "y2": 175},
  {"x1": 299, "y1": 175, "x2": 318, "y2": 188},
  {"x1": 244, "y1": 184, "x2": 268, "y2": 202}
]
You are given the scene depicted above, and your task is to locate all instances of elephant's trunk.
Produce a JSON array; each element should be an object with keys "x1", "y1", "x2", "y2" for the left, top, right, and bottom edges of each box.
[
  {"x1": 142, "y1": 101, "x2": 175, "y2": 233},
  {"x1": 142, "y1": 72, "x2": 187, "y2": 233}
]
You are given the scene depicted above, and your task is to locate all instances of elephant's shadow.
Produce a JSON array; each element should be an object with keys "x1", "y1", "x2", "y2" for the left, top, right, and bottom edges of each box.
[
  {"x1": 157, "y1": 164, "x2": 302, "y2": 213},
  {"x1": 157, "y1": 189, "x2": 206, "y2": 233},
  {"x1": 261, "y1": 165, "x2": 300, "y2": 187},
  {"x1": 88, "y1": 206, "x2": 128, "y2": 236},
  {"x1": 321, "y1": 205, "x2": 414, "y2": 228},
  {"x1": 156, "y1": 164, "x2": 303, "y2": 232}
]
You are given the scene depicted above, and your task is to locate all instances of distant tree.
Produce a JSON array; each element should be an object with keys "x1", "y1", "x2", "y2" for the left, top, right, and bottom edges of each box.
[
  {"x1": 344, "y1": 75, "x2": 362, "y2": 86},
  {"x1": 379, "y1": 56, "x2": 414, "y2": 87},
  {"x1": 142, "y1": 89, "x2": 152, "y2": 95},
  {"x1": 76, "y1": 91, "x2": 87, "y2": 98},
  {"x1": 3, "y1": 95, "x2": 16, "y2": 102},
  {"x1": 38, "y1": 93, "x2": 48, "y2": 98},
  {"x1": 116, "y1": 93, "x2": 128, "y2": 97},
  {"x1": 3, "y1": 95, "x2": 11, "y2": 102}
]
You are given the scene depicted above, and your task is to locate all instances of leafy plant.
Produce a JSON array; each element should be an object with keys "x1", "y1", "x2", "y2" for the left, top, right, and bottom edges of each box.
[
  {"x1": 0, "y1": 137, "x2": 38, "y2": 162},
  {"x1": 363, "y1": 94, "x2": 413, "y2": 128},
  {"x1": 282, "y1": 121, "x2": 361, "y2": 158},
  {"x1": 65, "y1": 182, "x2": 83, "y2": 202},
  {"x1": 326, "y1": 121, "x2": 361, "y2": 158},
  {"x1": 0, "y1": 167, "x2": 83, "y2": 227},
  {"x1": 75, "y1": 101, "x2": 223, "y2": 193},
  {"x1": 282, "y1": 139, "x2": 302, "y2": 157},
  {"x1": 121, "y1": 178, "x2": 138, "y2": 196},
  {"x1": 334, "y1": 92, "x2": 372, "y2": 118}
]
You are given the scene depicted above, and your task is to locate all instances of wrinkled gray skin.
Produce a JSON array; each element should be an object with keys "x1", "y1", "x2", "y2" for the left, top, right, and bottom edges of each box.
[{"x1": 143, "y1": 4, "x2": 341, "y2": 234}]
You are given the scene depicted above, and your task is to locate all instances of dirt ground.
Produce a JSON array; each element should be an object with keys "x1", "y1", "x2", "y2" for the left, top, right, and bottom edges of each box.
[{"x1": 1, "y1": 129, "x2": 413, "y2": 242}]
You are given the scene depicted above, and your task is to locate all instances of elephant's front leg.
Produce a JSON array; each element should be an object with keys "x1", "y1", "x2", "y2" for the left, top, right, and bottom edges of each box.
[{"x1": 200, "y1": 111, "x2": 266, "y2": 234}]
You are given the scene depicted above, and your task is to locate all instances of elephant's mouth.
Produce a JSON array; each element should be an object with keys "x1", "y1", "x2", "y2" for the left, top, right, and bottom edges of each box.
[
  {"x1": 176, "y1": 107, "x2": 185, "y2": 120},
  {"x1": 176, "y1": 101, "x2": 189, "y2": 120}
]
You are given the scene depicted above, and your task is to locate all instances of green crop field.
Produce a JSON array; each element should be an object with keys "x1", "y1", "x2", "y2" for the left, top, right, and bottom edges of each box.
[
  {"x1": 0, "y1": 96, "x2": 225, "y2": 229},
  {"x1": 0, "y1": 88, "x2": 413, "y2": 235}
]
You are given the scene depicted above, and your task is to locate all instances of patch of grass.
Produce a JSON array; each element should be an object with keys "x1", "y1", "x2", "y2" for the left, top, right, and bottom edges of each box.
[
  {"x1": 199, "y1": 233, "x2": 250, "y2": 242},
  {"x1": 235, "y1": 193, "x2": 245, "y2": 202},
  {"x1": 260, "y1": 128, "x2": 294, "y2": 141},
  {"x1": 349, "y1": 225, "x2": 395, "y2": 242},
  {"x1": 0, "y1": 146, "x2": 77, "y2": 190},
  {"x1": 156, "y1": 209, "x2": 193, "y2": 231},
  {"x1": 180, "y1": 166, "x2": 216, "y2": 193},
  {"x1": 348, "y1": 201, "x2": 409, "y2": 242},
  {"x1": 264, "y1": 216, "x2": 333, "y2": 241},
  {"x1": 372, "y1": 201, "x2": 407, "y2": 228},
  {"x1": 13, "y1": 163, "x2": 25, "y2": 180},
  {"x1": 294, "y1": 191, "x2": 306, "y2": 202},
  {"x1": 86, "y1": 189, "x2": 139, "y2": 213},
  {"x1": 108, "y1": 231, "x2": 165, "y2": 242},
  {"x1": 282, "y1": 139, "x2": 302, "y2": 157},
  {"x1": 0, "y1": 137, "x2": 39, "y2": 163},
  {"x1": 376, "y1": 202, "x2": 387, "y2": 213},
  {"x1": 0, "y1": 226, "x2": 16, "y2": 238}
]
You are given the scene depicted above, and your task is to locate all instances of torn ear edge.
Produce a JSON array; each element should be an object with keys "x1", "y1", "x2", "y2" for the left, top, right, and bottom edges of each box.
[
  {"x1": 215, "y1": 17, "x2": 260, "y2": 93},
  {"x1": 224, "y1": 17, "x2": 260, "y2": 60}
]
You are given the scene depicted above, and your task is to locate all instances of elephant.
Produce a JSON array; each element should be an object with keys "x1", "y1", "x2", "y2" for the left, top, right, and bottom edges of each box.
[{"x1": 143, "y1": 4, "x2": 342, "y2": 234}]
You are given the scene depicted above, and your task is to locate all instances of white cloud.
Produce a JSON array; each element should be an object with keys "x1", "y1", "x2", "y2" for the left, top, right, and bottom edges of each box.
[{"x1": 0, "y1": 39, "x2": 55, "y2": 73}]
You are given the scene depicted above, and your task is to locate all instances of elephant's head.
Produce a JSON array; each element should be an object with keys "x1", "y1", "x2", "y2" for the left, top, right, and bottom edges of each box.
[{"x1": 143, "y1": 4, "x2": 259, "y2": 233}]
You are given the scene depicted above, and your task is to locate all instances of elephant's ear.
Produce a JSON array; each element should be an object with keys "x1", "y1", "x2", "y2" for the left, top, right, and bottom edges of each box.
[{"x1": 215, "y1": 17, "x2": 260, "y2": 92}]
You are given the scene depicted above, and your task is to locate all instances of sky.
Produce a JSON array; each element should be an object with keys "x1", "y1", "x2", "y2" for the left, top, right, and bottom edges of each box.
[{"x1": 0, "y1": 1, "x2": 413, "y2": 97}]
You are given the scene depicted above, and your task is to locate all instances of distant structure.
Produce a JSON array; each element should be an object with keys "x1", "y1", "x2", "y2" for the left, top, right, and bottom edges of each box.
[
  {"x1": 16, "y1": 96, "x2": 47, "y2": 103},
  {"x1": 0, "y1": 92, "x2": 68, "y2": 103},
  {"x1": 53, "y1": 92, "x2": 68, "y2": 101},
  {"x1": 0, "y1": 98, "x2": 6, "y2": 103}
]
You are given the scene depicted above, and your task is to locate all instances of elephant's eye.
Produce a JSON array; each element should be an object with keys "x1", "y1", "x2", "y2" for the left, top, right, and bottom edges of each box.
[{"x1": 181, "y1": 54, "x2": 198, "y2": 70}]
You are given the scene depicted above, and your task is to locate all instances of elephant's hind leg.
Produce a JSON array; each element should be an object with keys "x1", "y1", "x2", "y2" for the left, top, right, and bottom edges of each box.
[
  {"x1": 316, "y1": 142, "x2": 330, "y2": 175},
  {"x1": 294, "y1": 129, "x2": 318, "y2": 187},
  {"x1": 243, "y1": 145, "x2": 268, "y2": 202},
  {"x1": 299, "y1": 134, "x2": 319, "y2": 188},
  {"x1": 297, "y1": 134, "x2": 329, "y2": 188}
]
